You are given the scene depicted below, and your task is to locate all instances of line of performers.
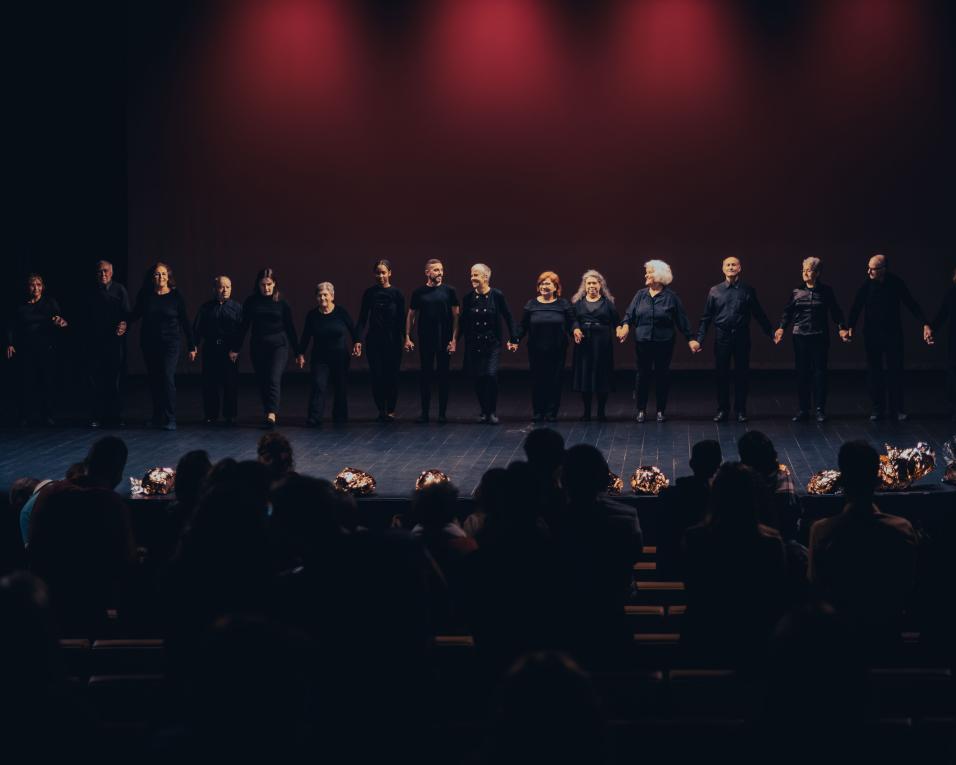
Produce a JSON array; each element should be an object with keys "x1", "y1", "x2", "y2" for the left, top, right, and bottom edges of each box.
[{"x1": 5, "y1": 255, "x2": 955, "y2": 429}]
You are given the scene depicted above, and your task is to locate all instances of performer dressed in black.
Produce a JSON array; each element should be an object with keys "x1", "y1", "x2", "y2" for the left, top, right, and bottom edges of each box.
[
  {"x1": 406, "y1": 259, "x2": 459, "y2": 423},
  {"x1": 690, "y1": 257, "x2": 773, "y2": 423},
  {"x1": 458, "y1": 263, "x2": 517, "y2": 424},
  {"x1": 188, "y1": 275, "x2": 242, "y2": 425},
  {"x1": 846, "y1": 253, "x2": 931, "y2": 421},
  {"x1": 773, "y1": 257, "x2": 847, "y2": 422},
  {"x1": 927, "y1": 268, "x2": 956, "y2": 419},
  {"x1": 128, "y1": 262, "x2": 195, "y2": 430},
  {"x1": 617, "y1": 260, "x2": 694, "y2": 423},
  {"x1": 85, "y1": 260, "x2": 130, "y2": 428},
  {"x1": 515, "y1": 271, "x2": 574, "y2": 422},
  {"x1": 571, "y1": 269, "x2": 618, "y2": 421},
  {"x1": 5, "y1": 273, "x2": 69, "y2": 425},
  {"x1": 233, "y1": 268, "x2": 298, "y2": 428},
  {"x1": 356, "y1": 260, "x2": 405, "y2": 422},
  {"x1": 296, "y1": 282, "x2": 360, "y2": 425}
]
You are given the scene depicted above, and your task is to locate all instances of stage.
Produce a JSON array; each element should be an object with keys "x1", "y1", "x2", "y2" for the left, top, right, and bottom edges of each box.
[{"x1": 2, "y1": 371, "x2": 953, "y2": 499}]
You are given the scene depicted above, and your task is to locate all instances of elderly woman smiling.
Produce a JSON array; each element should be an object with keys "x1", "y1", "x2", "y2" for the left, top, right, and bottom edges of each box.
[{"x1": 616, "y1": 259, "x2": 694, "y2": 423}]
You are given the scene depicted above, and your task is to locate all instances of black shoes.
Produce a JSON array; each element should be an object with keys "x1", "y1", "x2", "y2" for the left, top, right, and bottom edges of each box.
[
  {"x1": 869, "y1": 411, "x2": 884, "y2": 421},
  {"x1": 736, "y1": 412, "x2": 748, "y2": 423},
  {"x1": 635, "y1": 411, "x2": 646, "y2": 423},
  {"x1": 815, "y1": 410, "x2": 827, "y2": 423},
  {"x1": 895, "y1": 412, "x2": 908, "y2": 422},
  {"x1": 305, "y1": 418, "x2": 320, "y2": 428},
  {"x1": 545, "y1": 414, "x2": 557, "y2": 422},
  {"x1": 478, "y1": 414, "x2": 489, "y2": 424},
  {"x1": 488, "y1": 414, "x2": 499, "y2": 425},
  {"x1": 713, "y1": 411, "x2": 727, "y2": 423},
  {"x1": 792, "y1": 411, "x2": 809, "y2": 422},
  {"x1": 656, "y1": 411, "x2": 666, "y2": 423},
  {"x1": 437, "y1": 414, "x2": 448, "y2": 424},
  {"x1": 163, "y1": 420, "x2": 177, "y2": 431},
  {"x1": 416, "y1": 414, "x2": 429, "y2": 424}
]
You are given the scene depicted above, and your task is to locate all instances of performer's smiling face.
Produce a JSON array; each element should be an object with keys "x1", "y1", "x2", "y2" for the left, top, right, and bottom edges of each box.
[
  {"x1": 722, "y1": 258, "x2": 741, "y2": 280},
  {"x1": 425, "y1": 262, "x2": 443, "y2": 286},
  {"x1": 375, "y1": 264, "x2": 391, "y2": 287},
  {"x1": 585, "y1": 277, "x2": 601, "y2": 299},
  {"x1": 96, "y1": 262, "x2": 112, "y2": 285},
  {"x1": 153, "y1": 266, "x2": 169, "y2": 290},
  {"x1": 215, "y1": 277, "x2": 232, "y2": 301},
  {"x1": 470, "y1": 269, "x2": 489, "y2": 290},
  {"x1": 28, "y1": 277, "x2": 43, "y2": 301}
]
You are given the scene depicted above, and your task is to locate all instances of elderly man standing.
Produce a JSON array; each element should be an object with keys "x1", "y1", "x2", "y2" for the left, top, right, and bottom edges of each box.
[
  {"x1": 846, "y1": 254, "x2": 930, "y2": 421},
  {"x1": 189, "y1": 275, "x2": 243, "y2": 424},
  {"x1": 85, "y1": 260, "x2": 130, "y2": 428},
  {"x1": 689, "y1": 257, "x2": 773, "y2": 423}
]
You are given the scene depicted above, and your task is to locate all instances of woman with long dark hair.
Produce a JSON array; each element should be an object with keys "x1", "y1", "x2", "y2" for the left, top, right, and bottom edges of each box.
[
  {"x1": 355, "y1": 260, "x2": 405, "y2": 422},
  {"x1": 128, "y1": 262, "x2": 194, "y2": 430},
  {"x1": 232, "y1": 268, "x2": 297, "y2": 428},
  {"x1": 5, "y1": 273, "x2": 69, "y2": 425}
]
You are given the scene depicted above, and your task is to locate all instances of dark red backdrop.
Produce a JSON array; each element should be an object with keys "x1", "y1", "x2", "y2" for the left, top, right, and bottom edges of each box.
[{"x1": 125, "y1": 0, "x2": 954, "y2": 371}]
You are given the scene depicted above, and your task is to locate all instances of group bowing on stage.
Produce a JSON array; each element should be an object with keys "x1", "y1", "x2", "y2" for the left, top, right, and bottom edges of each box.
[{"x1": 5, "y1": 252, "x2": 952, "y2": 427}]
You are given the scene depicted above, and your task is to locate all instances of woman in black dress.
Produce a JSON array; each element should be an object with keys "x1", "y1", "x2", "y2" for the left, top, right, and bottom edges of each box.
[
  {"x1": 5, "y1": 273, "x2": 69, "y2": 425},
  {"x1": 571, "y1": 269, "x2": 618, "y2": 421},
  {"x1": 616, "y1": 260, "x2": 693, "y2": 423},
  {"x1": 296, "y1": 282, "x2": 360, "y2": 425},
  {"x1": 355, "y1": 260, "x2": 405, "y2": 422},
  {"x1": 128, "y1": 262, "x2": 195, "y2": 430},
  {"x1": 514, "y1": 271, "x2": 574, "y2": 422},
  {"x1": 233, "y1": 268, "x2": 298, "y2": 428},
  {"x1": 458, "y1": 263, "x2": 517, "y2": 424}
]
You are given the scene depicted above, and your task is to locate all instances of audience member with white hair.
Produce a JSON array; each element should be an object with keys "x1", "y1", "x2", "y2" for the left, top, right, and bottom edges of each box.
[{"x1": 616, "y1": 260, "x2": 694, "y2": 423}]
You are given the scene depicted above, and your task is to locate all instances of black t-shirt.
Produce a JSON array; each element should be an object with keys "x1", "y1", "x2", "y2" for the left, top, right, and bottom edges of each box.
[
  {"x1": 129, "y1": 290, "x2": 194, "y2": 347},
  {"x1": 410, "y1": 284, "x2": 459, "y2": 345},
  {"x1": 356, "y1": 286, "x2": 405, "y2": 346},
  {"x1": 85, "y1": 282, "x2": 130, "y2": 341},
  {"x1": 6, "y1": 296, "x2": 63, "y2": 351},
  {"x1": 236, "y1": 294, "x2": 298, "y2": 351},
  {"x1": 298, "y1": 306, "x2": 357, "y2": 362}
]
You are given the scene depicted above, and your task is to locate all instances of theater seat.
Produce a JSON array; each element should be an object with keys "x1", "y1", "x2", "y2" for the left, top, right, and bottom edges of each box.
[
  {"x1": 87, "y1": 674, "x2": 166, "y2": 725},
  {"x1": 632, "y1": 581, "x2": 686, "y2": 607},
  {"x1": 59, "y1": 638, "x2": 91, "y2": 680},
  {"x1": 624, "y1": 605, "x2": 667, "y2": 633},
  {"x1": 91, "y1": 639, "x2": 165, "y2": 676},
  {"x1": 869, "y1": 668, "x2": 955, "y2": 717},
  {"x1": 591, "y1": 670, "x2": 665, "y2": 719},
  {"x1": 668, "y1": 669, "x2": 743, "y2": 717}
]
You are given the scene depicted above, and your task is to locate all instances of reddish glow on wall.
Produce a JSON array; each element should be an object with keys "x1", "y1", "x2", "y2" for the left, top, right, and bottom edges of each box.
[{"x1": 419, "y1": 0, "x2": 564, "y2": 132}]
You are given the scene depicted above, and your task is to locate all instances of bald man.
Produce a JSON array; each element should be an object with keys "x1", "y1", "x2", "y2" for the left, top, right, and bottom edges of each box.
[
  {"x1": 190, "y1": 276, "x2": 243, "y2": 424},
  {"x1": 691, "y1": 257, "x2": 773, "y2": 422},
  {"x1": 846, "y1": 254, "x2": 930, "y2": 421}
]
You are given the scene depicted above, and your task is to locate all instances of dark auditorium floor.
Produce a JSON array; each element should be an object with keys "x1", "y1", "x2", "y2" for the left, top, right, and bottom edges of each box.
[{"x1": 2, "y1": 370, "x2": 954, "y2": 497}]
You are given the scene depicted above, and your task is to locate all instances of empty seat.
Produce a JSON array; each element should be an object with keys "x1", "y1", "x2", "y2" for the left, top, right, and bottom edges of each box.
[{"x1": 91, "y1": 639, "x2": 165, "y2": 676}]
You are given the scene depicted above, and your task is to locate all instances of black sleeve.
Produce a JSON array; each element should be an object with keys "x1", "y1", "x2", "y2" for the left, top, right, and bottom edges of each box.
[
  {"x1": 457, "y1": 293, "x2": 471, "y2": 341},
  {"x1": 930, "y1": 288, "x2": 953, "y2": 332},
  {"x1": 695, "y1": 291, "x2": 715, "y2": 343},
  {"x1": 449, "y1": 287, "x2": 460, "y2": 308},
  {"x1": 825, "y1": 285, "x2": 846, "y2": 329},
  {"x1": 897, "y1": 278, "x2": 926, "y2": 324},
  {"x1": 673, "y1": 294, "x2": 693, "y2": 340},
  {"x1": 563, "y1": 300, "x2": 575, "y2": 334},
  {"x1": 297, "y1": 311, "x2": 313, "y2": 357},
  {"x1": 282, "y1": 301, "x2": 299, "y2": 350},
  {"x1": 750, "y1": 287, "x2": 773, "y2": 337},
  {"x1": 119, "y1": 284, "x2": 131, "y2": 317},
  {"x1": 846, "y1": 282, "x2": 867, "y2": 330},
  {"x1": 232, "y1": 298, "x2": 253, "y2": 353},
  {"x1": 516, "y1": 303, "x2": 532, "y2": 341},
  {"x1": 192, "y1": 304, "x2": 205, "y2": 350},
  {"x1": 127, "y1": 291, "x2": 146, "y2": 324},
  {"x1": 497, "y1": 290, "x2": 517, "y2": 343},
  {"x1": 778, "y1": 290, "x2": 796, "y2": 331},
  {"x1": 622, "y1": 292, "x2": 640, "y2": 326},
  {"x1": 341, "y1": 307, "x2": 358, "y2": 344},
  {"x1": 394, "y1": 290, "x2": 406, "y2": 344},
  {"x1": 175, "y1": 292, "x2": 195, "y2": 348},
  {"x1": 356, "y1": 289, "x2": 372, "y2": 338},
  {"x1": 571, "y1": 300, "x2": 582, "y2": 332}
]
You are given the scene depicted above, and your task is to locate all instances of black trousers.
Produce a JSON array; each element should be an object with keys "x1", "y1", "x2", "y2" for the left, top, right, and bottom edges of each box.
[
  {"x1": 308, "y1": 356, "x2": 349, "y2": 422},
  {"x1": 529, "y1": 346, "x2": 565, "y2": 417},
  {"x1": 793, "y1": 334, "x2": 829, "y2": 412},
  {"x1": 88, "y1": 339, "x2": 125, "y2": 422},
  {"x1": 714, "y1": 330, "x2": 751, "y2": 413},
  {"x1": 419, "y1": 342, "x2": 451, "y2": 417},
  {"x1": 143, "y1": 341, "x2": 179, "y2": 423},
  {"x1": 201, "y1": 344, "x2": 239, "y2": 421},
  {"x1": 251, "y1": 342, "x2": 288, "y2": 414},
  {"x1": 634, "y1": 340, "x2": 674, "y2": 412},
  {"x1": 474, "y1": 376, "x2": 499, "y2": 415},
  {"x1": 864, "y1": 332, "x2": 905, "y2": 414},
  {"x1": 367, "y1": 340, "x2": 401, "y2": 415},
  {"x1": 14, "y1": 347, "x2": 57, "y2": 420}
]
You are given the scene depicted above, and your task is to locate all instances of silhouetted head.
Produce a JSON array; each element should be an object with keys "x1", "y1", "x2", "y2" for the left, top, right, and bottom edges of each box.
[
  {"x1": 523, "y1": 428, "x2": 565, "y2": 475},
  {"x1": 689, "y1": 439, "x2": 722, "y2": 480},
  {"x1": 738, "y1": 430, "x2": 779, "y2": 477},
  {"x1": 9, "y1": 477, "x2": 40, "y2": 513},
  {"x1": 837, "y1": 440, "x2": 880, "y2": 501},
  {"x1": 562, "y1": 444, "x2": 610, "y2": 502},
  {"x1": 175, "y1": 450, "x2": 212, "y2": 508},
  {"x1": 412, "y1": 481, "x2": 460, "y2": 530},
  {"x1": 707, "y1": 462, "x2": 762, "y2": 534},
  {"x1": 257, "y1": 432, "x2": 294, "y2": 482},
  {"x1": 475, "y1": 467, "x2": 510, "y2": 516},
  {"x1": 84, "y1": 436, "x2": 128, "y2": 489}
]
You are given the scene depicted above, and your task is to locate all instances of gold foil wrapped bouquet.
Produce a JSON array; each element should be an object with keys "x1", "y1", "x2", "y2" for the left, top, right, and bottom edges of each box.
[
  {"x1": 334, "y1": 467, "x2": 377, "y2": 496},
  {"x1": 415, "y1": 469, "x2": 450, "y2": 491},
  {"x1": 806, "y1": 470, "x2": 842, "y2": 495},
  {"x1": 629, "y1": 466, "x2": 669, "y2": 495},
  {"x1": 142, "y1": 467, "x2": 176, "y2": 496},
  {"x1": 879, "y1": 442, "x2": 935, "y2": 491},
  {"x1": 607, "y1": 471, "x2": 624, "y2": 496}
]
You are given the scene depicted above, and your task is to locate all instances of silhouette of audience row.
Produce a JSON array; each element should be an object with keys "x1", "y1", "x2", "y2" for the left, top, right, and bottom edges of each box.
[{"x1": 1, "y1": 427, "x2": 952, "y2": 763}]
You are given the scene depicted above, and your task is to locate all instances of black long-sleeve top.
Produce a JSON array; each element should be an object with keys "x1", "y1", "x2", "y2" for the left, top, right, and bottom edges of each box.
[
  {"x1": 6, "y1": 296, "x2": 64, "y2": 351},
  {"x1": 846, "y1": 273, "x2": 926, "y2": 336},
  {"x1": 129, "y1": 289, "x2": 194, "y2": 348},
  {"x1": 930, "y1": 284, "x2": 956, "y2": 357},
  {"x1": 777, "y1": 282, "x2": 845, "y2": 337},
  {"x1": 192, "y1": 298, "x2": 243, "y2": 350},
  {"x1": 356, "y1": 285, "x2": 405, "y2": 347},
  {"x1": 234, "y1": 294, "x2": 298, "y2": 352},
  {"x1": 695, "y1": 280, "x2": 773, "y2": 342},
  {"x1": 84, "y1": 281, "x2": 130, "y2": 342},
  {"x1": 458, "y1": 288, "x2": 516, "y2": 344},
  {"x1": 516, "y1": 298, "x2": 574, "y2": 353},
  {"x1": 297, "y1": 306, "x2": 358, "y2": 362},
  {"x1": 621, "y1": 287, "x2": 693, "y2": 343},
  {"x1": 572, "y1": 296, "x2": 620, "y2": 333}
]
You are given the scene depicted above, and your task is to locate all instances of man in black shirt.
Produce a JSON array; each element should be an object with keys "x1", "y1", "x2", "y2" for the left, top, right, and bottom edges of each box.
[
  {"x1": 406, "y1": 259, "x2": 460, "y2": 423},
  {"x1": 846, "y1": 254, "x2": 930, "y2": 421},
  {"x1": 85, "y1": 261, "x2": 130, "y2": 428},
  {"x1": 189, "y1": 276, "x2": 242, "y2": 424},
  {"x1": 690, "y1": 257, "x2": 773, "y2": 422}
]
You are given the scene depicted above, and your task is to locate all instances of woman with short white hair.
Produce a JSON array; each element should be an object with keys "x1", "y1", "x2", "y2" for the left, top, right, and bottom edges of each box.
[
  {"x1": 616, "y1": 260, "x2": 693, "y2": 422},
  {"x1": 296, "y1": 281, "x2": 361, "y2": 425},
  {"x1": 458, "y1": 263, "x2": 517, "y2": 424},
  {"x1": 571, "y1": 269, "x2": 618, "y2": 421},
  {"x1": 774, "y1": 257, "x2": 846, "y2": 422}
]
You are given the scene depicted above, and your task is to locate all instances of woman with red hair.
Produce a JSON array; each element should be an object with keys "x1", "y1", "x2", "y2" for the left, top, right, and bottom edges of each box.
[{"x1": 514, "y1": 271, "x2": 574, "y2": 422}]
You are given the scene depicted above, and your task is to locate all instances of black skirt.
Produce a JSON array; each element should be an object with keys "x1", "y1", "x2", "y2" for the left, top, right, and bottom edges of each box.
[{"x1": 572, "y1": 323, "x2": 615, "y2": 393}]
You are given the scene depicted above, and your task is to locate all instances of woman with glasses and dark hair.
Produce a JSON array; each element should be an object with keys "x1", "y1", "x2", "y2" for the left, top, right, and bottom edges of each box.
[
  {"x1": 127, "y1": 262, "x2": 194, "y2": 430},
  {"x1": 356, "y1": 260, "x2": 405, "y2": 422},
  {"x1": 773, "y1": 257, "x2": 846, "y2": 422},
  {"x1": 514, "y1": 271, "x2": 574, "y2": 422},
  {"x1": 5, "y1": 273, "x2": 69, "y2": 426},
  {"x1": 233, "y1": 268, "x2": 298, "y2": 428}
]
